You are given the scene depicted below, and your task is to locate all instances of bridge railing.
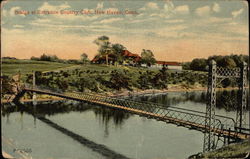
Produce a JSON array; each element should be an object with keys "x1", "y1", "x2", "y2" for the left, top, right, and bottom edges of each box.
[
  {"x1": 24, "y1": 85, "x2": 234, "y2": 132},
  {"x1": 82, "y1": 92, "x2": 235, "y2": 130},
  {"x1": 64, "y1": 91, "x2": 223, "y2": 131}
]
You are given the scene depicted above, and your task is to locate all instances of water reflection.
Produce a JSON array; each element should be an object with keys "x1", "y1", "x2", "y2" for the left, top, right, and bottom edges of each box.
[
  {"x1": 38, "y1": 116, "x2": 130, "y2": 159},
  {"x1": 130, "y1": 90, "x2": 248, "y2": 112},
  {"x1": 93, "y1": 107, "x2": 131, "y2": 128},
  {"x1": 1, "y1": 100, "x2": 132, "y2": 129}
]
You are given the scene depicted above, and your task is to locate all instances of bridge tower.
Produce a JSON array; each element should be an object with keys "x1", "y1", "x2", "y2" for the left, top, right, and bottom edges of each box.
[
  {"x1": 32, "y1": 70, "x2": 37, "y2": 104},
  {"x1": 237, "y1": 62, "x2": 247, "y2": 131},
  {"x1": 203, "y1": 60, "x2": 248, "y2": 152},
  {"x1": 203, "y1": 60, "x2": 217, "y2": 152}
]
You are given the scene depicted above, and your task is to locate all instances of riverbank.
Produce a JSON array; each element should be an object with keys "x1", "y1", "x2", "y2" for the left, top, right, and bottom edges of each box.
[
  {"x1": 102, "y1": 85, "x2": 241, "y2": 98},
  {"x1": 1, "y1": 86, "x2": 242, "y2": 104},
  {"x1": 1, "y1": 96, "x2": 63, "y2": 104},
  {"x1": 188, "y1": 139, "x2": 250, "y2": 158}
]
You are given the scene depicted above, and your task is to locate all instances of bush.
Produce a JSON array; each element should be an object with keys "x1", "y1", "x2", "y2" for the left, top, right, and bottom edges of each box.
[{"x1": 110, "y1": 70, "x2": 132, "y2": 90}]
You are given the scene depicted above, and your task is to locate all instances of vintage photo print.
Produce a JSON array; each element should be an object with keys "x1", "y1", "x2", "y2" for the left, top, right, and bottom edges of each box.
[{"x1": 1, "y1": 0, "x2": 249, "y2": 159}]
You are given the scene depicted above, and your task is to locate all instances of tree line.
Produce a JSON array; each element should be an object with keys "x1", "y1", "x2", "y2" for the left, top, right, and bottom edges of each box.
[
  {"x1": 183, "y1": 54, "x2": 249, "y2": 71},
  {"x1": 31, "y1": 53, "x2": 90, "y2": 64}
]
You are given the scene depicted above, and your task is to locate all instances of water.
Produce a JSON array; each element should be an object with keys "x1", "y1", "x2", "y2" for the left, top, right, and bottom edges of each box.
[{"x1": 1, "y1": 90, "x2": 249, "y2": 159}]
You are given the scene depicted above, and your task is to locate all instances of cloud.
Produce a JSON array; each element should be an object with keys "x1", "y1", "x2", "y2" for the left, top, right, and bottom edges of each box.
[
  {"x1": 163, "y1": 1, "x2": 174, "y2": 12},
  {"x1": 99, "y1": 18, "x2": 123, "y2": 24},
  {"x1": 139, "y1": 2, "x2": 159, "y2": 11},
  {"x1": 9, "y1": 6, "x2": 25, "y2": 17},
  {"x1": 174, "y1": 5, "x2": 189, "y2": 14},
  {"x1": 2, "y1": 9, "x2": 7, "y2": 17},
  {"x1": 222, "y1": 24, "x2": 248, "y2": 36},
  {"x1": 195, "y1": 6, "x2": 210, "y2": 17},
  {"x1": 151, "y1": 25, "x2": 188, "y2": 39},
  {"x1": 2, "y1": 28, "x2": 24, "y2": 34},
  {"x1": 146, "y1": 2, "x2": 159, "y2": 9},
  {"x1": 38, "y1": 2, "x2": 70, "y2": 11},
  {"x1": 165, "y1": 19, "x2": 184, "y2": 23},
  {"x1": 232, "y1": 8, "x2": 244, "y2": 18},
  {"x1": 13, "y1": 25, "x2": 24, "y2": 28},
  {"x1": 207, "y1": 17, "x2": 231, "y2": 24},
  {"x1": 212, "y1": 3, "x2": 220, "y2": 13},
  {"x1": 33, "y1": 18, "x2": 52, "y2": 23},
  {"x1": 96, "y1": 2, "x2": 103, "y2": 9}
]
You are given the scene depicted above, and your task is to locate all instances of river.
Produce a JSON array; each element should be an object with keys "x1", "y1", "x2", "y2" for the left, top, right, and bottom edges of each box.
[{"x1": 1, "y1": 90, "x2": 249, "y2": 159}]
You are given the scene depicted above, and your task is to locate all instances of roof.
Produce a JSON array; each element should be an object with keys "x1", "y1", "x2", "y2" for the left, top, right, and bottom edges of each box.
[
  {"x1": 91, "y1": 56, "x2": 114, "y2": 62},
  {"x1": 156, "y1": 61, "x2": 181, "y2": 66},
  {"x1": 122, "y1": 50, "x2": 140, "y2": 58},
  {"x1": 91, "y1": 50, "x2": 141, "y2": 62}
]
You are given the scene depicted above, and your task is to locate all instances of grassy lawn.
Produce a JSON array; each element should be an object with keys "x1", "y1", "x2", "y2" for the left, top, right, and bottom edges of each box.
[{"x1": 1, "y1": 59, "x2": 77, "y2": 76}]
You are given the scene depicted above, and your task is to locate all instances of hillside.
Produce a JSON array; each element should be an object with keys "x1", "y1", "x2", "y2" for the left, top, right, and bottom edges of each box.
[{"x1": 2, "y1": 59, "x2": 208, "y2": 97}]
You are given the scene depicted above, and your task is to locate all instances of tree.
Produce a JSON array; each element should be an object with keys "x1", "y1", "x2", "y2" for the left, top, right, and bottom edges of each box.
[
  {"x1": 137, "y1": 71, "x2": 155, "y2": 89},
  {"x1": 182, "y1": 62, "x2": 191, "y2": 70},
  {"x1": 190, "y1": 58, "x2": 207, "y2": 71},
  {"x1": 112, "y1": 43, "x2": 126, "y2": 65},
  {"x1": 140, "y1": 49, "x2": 156, "y2": 67},
  {"x1": 94, "y1": 36, "x2": 112, "y2": 65},
  {"x1": 110, "y1": 70, "x2": 131, "y2": 90},
  {"x1": 81, "y1": 53, "x2": 89, "y2": 65},
  {"x1": 39, "y1": 54, "x2": 59, "y2": 62},
  {"x1": 153, "y1": 66, "x2": 168, "y2": 89},
  {"x1": 217, "y1": 57, "x2": 236, "y2": 68}
]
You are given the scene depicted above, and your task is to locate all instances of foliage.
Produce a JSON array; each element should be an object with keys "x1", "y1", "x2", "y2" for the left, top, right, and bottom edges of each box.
[
  {"x1": 31, "y1": 54, "x2": 84, "y2": 64},
  {"x1": 111, "y1": 43, "x2": 126, "y2": 64},
  {"x1": 80, "y1": 53, "x2": 89, "y2": 65},
  {"x1": 190, "y1": 58, "x2": 207, "y2": 71},
  {"x1": 137, "y1": 70, "x2": 155, "y2": 89},
  {"x1": 184, "y1": 54, "x2": 249, "y2": 71},
  {"x1": 94, "y1": 35, "x2": 112, "y2": 65},
  {"x1": 77, "y1": 76, "x2": 99, "y2": 92},
  {"x1": 182, "y1": 62, "x2": 191, "y2": 70},
  {"x1": 110, "y1": 70, "x2": 131, "y2": 90},
  {"x1": 153, "y1": 66, "x2": 168, "y2": 89},
  {"x1": 39, "y1": 54, "x2": 60, "y2": 62},
  {"x1": 208, "y1": 54, "x2": 248, "y2": 67},
  {"x1": 1, "y1": 76, "x2": 14, "y2": 95},
  {"x1": 140, "y1": 49, "x2": 156, "y2": 67}
]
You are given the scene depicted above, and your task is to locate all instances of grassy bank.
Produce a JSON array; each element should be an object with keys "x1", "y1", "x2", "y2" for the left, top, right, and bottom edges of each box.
[
  {"x1": 1, "y1": 59, "x2": 214, "y2": 97},
  {"x1": 2, "y1": 59, "x2": 76, "y2": 76},
  {"x1": 189, "y1": 139, "x2": 250, "y2": 158}
]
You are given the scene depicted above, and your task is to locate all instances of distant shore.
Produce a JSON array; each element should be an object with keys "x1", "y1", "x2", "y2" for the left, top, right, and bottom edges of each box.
[
  {"x1": 108, "y1": 86, "x2": 242, "y2": 98},
  {"x1": 1, "y1": 86, "x2": 241, "y2": 104}
]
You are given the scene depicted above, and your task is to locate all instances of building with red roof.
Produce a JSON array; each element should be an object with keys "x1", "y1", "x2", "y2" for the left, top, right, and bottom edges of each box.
[
  {"x1": 151, "y1": 61, "x2": 182, "y2": 70},
  {"x1": 91, "y1": 50, "x2": 141, "y2": 65},
  {"x1": 91, "y1": 50, "x2": 182, "y2": 70}
]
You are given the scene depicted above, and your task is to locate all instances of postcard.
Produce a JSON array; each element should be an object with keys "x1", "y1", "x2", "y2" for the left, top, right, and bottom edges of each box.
[{"x1": 1, "y1": 0, "x2": 249, "y2": 159}]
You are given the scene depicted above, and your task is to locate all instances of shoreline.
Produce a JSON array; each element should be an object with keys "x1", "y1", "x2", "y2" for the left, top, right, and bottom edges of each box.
[
  {"x1": 1, "y1": 86, "x2": 241, "y2": 104},
  {"x1": 106, "y1": 86, "x2": 241, "y2": 98},
  {"x1": 1, "y1": 96, "x2": 64, "y2": 104}
]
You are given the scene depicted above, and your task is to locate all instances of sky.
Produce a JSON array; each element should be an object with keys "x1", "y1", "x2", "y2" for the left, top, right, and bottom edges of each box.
[{"x1": 1, "y1": 0, "x2": 249, "y2": 62}]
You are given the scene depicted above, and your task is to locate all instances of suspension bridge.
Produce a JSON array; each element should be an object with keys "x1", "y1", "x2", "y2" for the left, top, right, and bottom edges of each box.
[{"x1": 8, "y1": 61, "x2": 250, "y2": 152}]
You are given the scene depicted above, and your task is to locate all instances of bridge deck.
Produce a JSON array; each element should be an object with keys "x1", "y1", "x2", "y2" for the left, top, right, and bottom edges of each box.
[{"x1": 20, "y1": 88, "x2": 250, "y2": 140}]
